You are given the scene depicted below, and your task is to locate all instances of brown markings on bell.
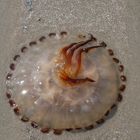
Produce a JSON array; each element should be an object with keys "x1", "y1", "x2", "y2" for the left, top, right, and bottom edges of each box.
[
  {"x1": 108, "y1": 49, "x2": 114, "y2": 56},
  {"x1": 9, "y1": 100, "x2": 16, "y2": 107},
  {"x1": 120, "y1": 75, "x2": 127, "y2": 82},
  {"x1": 49, "y1": 33, "x2": 56, "y2": 38},
  {"x1": 104, "y1": 110, "x2": 110, "y2": 116},
  {"x1": 6, "y1": 73, "x2": 12, "y2": 80},
  {"x1": 21, "y1": 46, "x2": 28, "y2": 53},
  {"x1": 29, "y1": 41, "x2": 37, "y2": 46},
  {"x1": 75, "y1": 127, "x2": 82, "y2": 130},
  {"x1": 13, "y1": 107, "x2": 20, "y2": 115},
  {"x1": 111, "y1": 104, "x2": 117, "y2": 109},
  {"x1": 10, "y1": 63, "x2": 15, "y2": 71},
  {"x1": 13, "y1": 55, "x2": 20, "y2": 61},
  {"x1": 65, "y1": 128, "x2": 73, "y2": 131},
  {"x1": 53, "y1": 129, "x2": 63, "y2": 135},
  {"x1": 113, "y1": 58, "x2": 120, "y2": 63},
  {"x1": 117, "y1": 93, "x2": 123, "y2": 102},
  {"x1": 119, "y1": 84, "x2": 126, "y2": 92},
  {"x1": 85, "y1": 125, "x2": 94, "y2": 130},
  {"x1": 6, "y1": 92, "x2": 11, "y2": 99},
  {"x1": 39, "y1": 36, "x2": 46, "y2": 42},
  {"x1": 60, "y1": 31, "x2": 67, "y2": 37},
  {"x1": 119, "y1": 65, "x2": 124, "y2": 72},
  {"x1": 96, "y1": 118, "x2": 105, "y2": 124},
  {"x1": 21, "y1": 116, "x2": 29, "y2": 122},
  {"x1": 100, "y1": 41, "x2": 107, "y2": 47},
  {"x1": 41, "y1": 127, "x2": 50, "y2": 133},
  {"x1": 31, "y1": 121, "x2": 38, "y2": 128}
]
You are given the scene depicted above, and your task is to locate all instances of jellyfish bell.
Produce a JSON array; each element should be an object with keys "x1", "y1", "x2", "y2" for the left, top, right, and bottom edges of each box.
[{"x1": 6, "y1": 31, "x2": 126, "y2": 134}]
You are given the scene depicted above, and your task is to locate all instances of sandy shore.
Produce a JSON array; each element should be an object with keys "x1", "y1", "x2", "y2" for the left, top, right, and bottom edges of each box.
[{"x1": 0, "y1": 0, "x2": 140, "y2": 140}]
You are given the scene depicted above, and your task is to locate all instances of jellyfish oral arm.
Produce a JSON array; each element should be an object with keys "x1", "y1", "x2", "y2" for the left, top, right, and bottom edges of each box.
[
  {"x1": 58, "y1": 70, "x2": 95, "y2": 86},
  {"x1": 57, "y1": 34, "x2": 105, "y2": 86}
]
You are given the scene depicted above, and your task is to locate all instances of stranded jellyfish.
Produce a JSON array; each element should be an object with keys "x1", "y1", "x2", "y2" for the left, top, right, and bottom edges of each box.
[{"x1": 6, "y1": 32, "x2": 126, "y2": 135}]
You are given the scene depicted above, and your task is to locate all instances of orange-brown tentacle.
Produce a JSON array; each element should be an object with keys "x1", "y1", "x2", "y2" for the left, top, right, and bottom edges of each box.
[
  {"x1": 74, "y1": 49, "x2": 83, "y2": 76},
  {"x1": 61, "y1": 35, "x2": 94, "y2": 72},
  {"x1": 65, "y1": 77, "x2": 95, "y2": 85},
  {"x1": 59, "y1": 71, "x2": 94, "y2": 86},
  {"x1": 61, "y1": 43, "x2": 77, "y2": 55},
  {"x1": 58, "y1": 34, "x2": 101, "y2": 86},
  {"x1": 74, "y1": 45, "x2": 104, "y2": 76},
  {"x1": 83, "y1": 45, "x2": 104, "y2": 53},
  {"x1": 67, "y1": 34, "x2": 95, "y2": 60},
  {"x1": 59, "y1": 68, "x2": 94, "y2": 85},
  {"x1": 61, "y1": 43, "x2": 77, "y2": 69}
]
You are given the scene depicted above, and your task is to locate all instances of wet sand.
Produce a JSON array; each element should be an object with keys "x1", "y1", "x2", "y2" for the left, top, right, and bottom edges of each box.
[{"x1": 0, "y1": 0, "x2": 140, "y2": 140}]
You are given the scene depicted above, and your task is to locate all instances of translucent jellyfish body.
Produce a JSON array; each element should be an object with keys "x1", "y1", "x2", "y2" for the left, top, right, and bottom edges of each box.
[{"x1": 6, "y1": 32, "x2": 126, "y2": 135}]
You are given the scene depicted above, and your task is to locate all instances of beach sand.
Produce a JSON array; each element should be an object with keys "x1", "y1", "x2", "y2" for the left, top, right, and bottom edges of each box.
[{"x1": 0, "y1": 0, "x2": 140, "y2": 140}]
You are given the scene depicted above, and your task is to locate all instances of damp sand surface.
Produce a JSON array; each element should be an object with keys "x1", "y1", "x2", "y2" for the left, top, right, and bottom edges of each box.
[{"x1": 0, "y1": 0, "x2": 140, "y2": 140}]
